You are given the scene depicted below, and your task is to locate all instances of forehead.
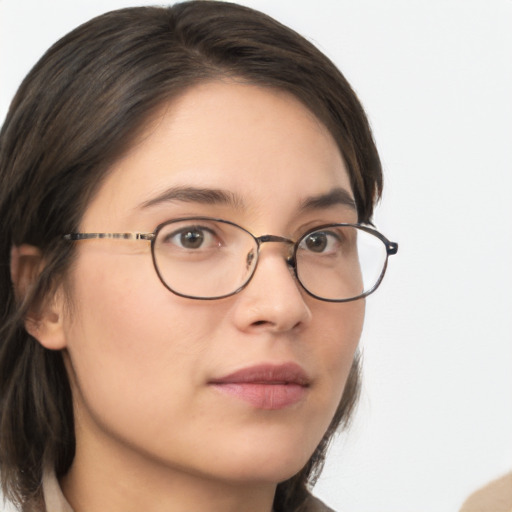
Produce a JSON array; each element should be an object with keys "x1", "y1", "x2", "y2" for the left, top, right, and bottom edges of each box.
[{"x1": 81, "y1": 80, "x2": 354, "y2": 229}]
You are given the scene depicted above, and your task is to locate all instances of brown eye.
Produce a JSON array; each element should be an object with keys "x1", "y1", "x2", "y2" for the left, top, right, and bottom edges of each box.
[
  {"x1": 304, "y1": 232, "x2": 328, "y2": 252},
  {"x1": 180, "y1": 229, "x2": 204, "y2": 249},
  {"x1": 163, "y1": 226, "x2": 217, "y2": 250},
  {"x1": 299, "y1": 229, "x2": 341, "y2": 255}
]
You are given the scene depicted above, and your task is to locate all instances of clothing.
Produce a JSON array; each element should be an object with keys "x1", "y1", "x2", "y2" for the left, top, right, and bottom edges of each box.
[
  {"x1": 298, "y1": 493, "x2": 335, "y2": 512},
  {"x1": 42, "y1": 470, "x2": 335, "y2": 512},
  {"x1": 42, "y1": 471, "x2": 73, "y2": 512}
]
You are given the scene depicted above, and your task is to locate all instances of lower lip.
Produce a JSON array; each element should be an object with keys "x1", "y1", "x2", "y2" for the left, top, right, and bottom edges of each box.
[{"x1": 210, "y1": 382, "x2": 308, "y2": 410}]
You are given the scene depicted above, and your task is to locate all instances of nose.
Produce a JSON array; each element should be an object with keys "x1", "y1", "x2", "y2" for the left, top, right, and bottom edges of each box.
[{"x1": 231, "y1": 245, "x2": 312, "y2": 334}]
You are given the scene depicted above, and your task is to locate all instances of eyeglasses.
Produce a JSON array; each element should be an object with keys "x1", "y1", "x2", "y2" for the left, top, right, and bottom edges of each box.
[{"x1": 64, "y1": 217, "x2": 398, "y2": 302}]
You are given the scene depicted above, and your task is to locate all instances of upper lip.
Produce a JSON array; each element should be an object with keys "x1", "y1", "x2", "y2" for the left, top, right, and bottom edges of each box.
[{"x1": 209, "y1": 363, "x2": 311, "y2": 386}]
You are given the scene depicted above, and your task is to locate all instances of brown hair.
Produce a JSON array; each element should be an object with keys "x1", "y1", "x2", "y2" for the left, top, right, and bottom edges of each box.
[{"x1": 0, "y1": 2, "x2": 381, "y2": 510}]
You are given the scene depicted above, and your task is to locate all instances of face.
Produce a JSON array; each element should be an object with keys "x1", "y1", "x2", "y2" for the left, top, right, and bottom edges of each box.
[{"x1": 58, "y1": 81, "x2": 364, "y2": 486}]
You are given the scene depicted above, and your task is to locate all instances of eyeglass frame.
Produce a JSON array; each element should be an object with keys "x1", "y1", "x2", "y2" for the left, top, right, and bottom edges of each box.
[{"x1": 63, "y1": 216, "x2": 398, "y2": 302}]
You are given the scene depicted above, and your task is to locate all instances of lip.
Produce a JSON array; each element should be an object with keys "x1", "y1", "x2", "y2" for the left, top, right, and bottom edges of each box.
[{"x1": 209, "y1": 363, "x2": 310, "y2": 410}]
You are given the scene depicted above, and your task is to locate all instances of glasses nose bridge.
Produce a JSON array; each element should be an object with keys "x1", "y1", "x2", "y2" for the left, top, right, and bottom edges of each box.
[{"x1": 254, "y1": 234, "x2": 296, "y2": 266}]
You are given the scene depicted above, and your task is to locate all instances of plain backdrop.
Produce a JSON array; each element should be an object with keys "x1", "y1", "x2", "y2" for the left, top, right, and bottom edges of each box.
[{"x1": 1, "y1": 1, "x2": 511, "y2": 511}]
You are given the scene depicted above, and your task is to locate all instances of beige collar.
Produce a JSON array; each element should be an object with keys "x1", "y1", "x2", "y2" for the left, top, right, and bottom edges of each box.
[{"x1": 42, "y1": 470, "x2": 74, "y2": 512}]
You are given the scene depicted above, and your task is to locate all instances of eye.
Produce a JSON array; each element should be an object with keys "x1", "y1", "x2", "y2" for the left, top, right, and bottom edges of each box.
[
  {"x1": 164, "y1": 226, "x2": 218, "y2": 250},
  {"x1": 299, "y1": 230, "x2": 340, "y2": 254}
]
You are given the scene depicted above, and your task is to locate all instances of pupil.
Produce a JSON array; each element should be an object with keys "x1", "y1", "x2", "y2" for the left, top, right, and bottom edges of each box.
[
  {"x1": 306, "y1": 233, "x2": 327, "y2": 252},
  {"x1": 181, "y1": 230, "x2": 203, "y2": 249}
]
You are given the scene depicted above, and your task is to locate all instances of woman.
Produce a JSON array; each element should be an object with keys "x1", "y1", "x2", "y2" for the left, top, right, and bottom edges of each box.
[{"x1": 0, "y1": 2, "x2": 397, "y2": 511}]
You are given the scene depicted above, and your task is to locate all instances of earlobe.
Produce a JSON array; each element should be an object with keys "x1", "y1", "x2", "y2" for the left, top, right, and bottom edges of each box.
[
  {"x1": 10, "y1": 244, "x2": 68, "y2": 350},
  {"x1": 24, "y1": 292, "x2": 67, "y2": 350}
]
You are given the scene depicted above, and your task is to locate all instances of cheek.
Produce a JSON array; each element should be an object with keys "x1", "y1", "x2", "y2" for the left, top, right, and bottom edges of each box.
[
  {"x1": 311, "y1": 300, "x2": 364, "y2": 403},
  {"x1": 62, "y1": 251, "x2": 222, "y2": 422}
]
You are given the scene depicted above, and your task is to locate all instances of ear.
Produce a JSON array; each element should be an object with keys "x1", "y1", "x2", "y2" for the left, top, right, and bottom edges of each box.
[{"x1": 10, "y1": 244, "x2": 67, "y2": 350}]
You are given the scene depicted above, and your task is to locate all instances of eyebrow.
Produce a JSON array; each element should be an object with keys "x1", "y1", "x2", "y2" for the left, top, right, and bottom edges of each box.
[
  {"x1": 299, "y1": 187, "x2": 357, "y2": 212},
  {"x1": 139, "y1": 185, "x2": 356, "y2": 213},
  {"x1": 139, "y1": 186, "x2": 245, "y2": 210}
]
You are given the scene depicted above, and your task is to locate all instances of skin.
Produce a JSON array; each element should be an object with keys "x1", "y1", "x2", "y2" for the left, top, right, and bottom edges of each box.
[{"x1": 29, "y1": 81, "x2": 365, "y2": 512}]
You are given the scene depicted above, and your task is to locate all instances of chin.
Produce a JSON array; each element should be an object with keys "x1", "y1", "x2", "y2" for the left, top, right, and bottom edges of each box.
[{"x1": 206, "y1": 433, "x2": 319, "y2": 485}]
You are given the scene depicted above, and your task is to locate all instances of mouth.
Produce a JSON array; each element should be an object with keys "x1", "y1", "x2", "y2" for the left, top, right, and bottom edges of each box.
[{"x1": 208, "y1": 363, "x2": 310, "y2": 410}]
